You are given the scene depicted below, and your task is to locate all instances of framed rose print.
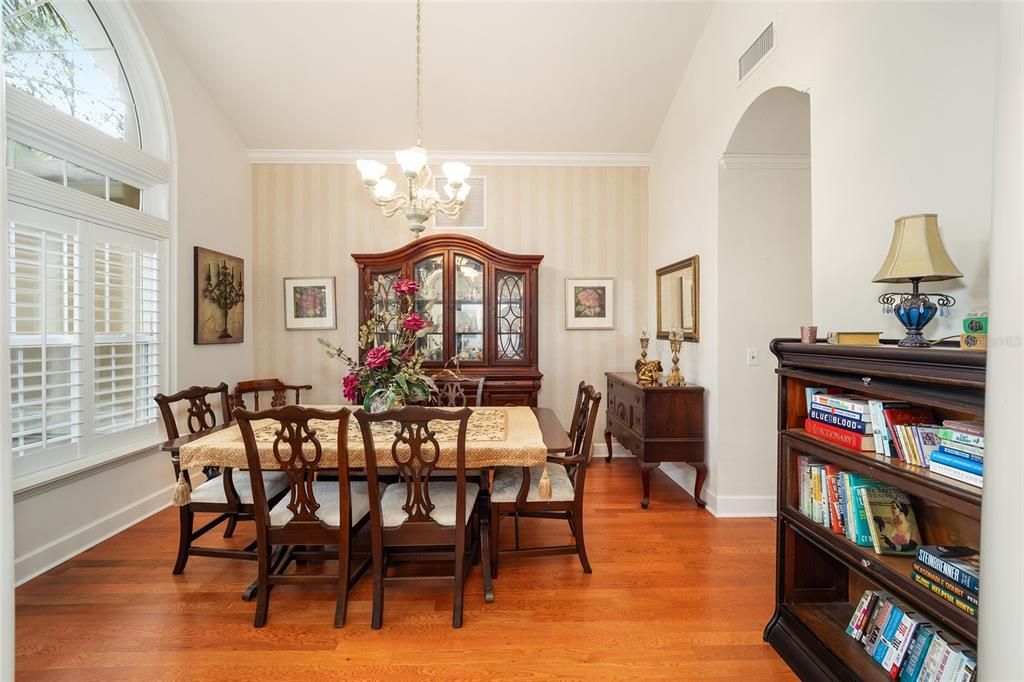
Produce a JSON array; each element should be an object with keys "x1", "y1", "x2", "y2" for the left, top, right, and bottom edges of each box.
[
  {"x1": 565, "y1": 278, "x2": 614, "y2": 330},
  {"x1": 284, "y1": 277, "x2": 337, "y2": 330}
]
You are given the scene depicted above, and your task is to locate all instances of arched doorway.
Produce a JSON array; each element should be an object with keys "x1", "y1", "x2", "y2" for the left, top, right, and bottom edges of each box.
[{"x1": 715, "y1": 87, "x2": 811, "y2": 512}]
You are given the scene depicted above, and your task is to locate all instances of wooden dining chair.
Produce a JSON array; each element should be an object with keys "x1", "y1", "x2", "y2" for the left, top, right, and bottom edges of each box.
[
  {"x1": 567, "y1": 380, "x2": 587, "y2": 445},
  {"x1": 234, "y1": 405, "x2": 374, "y2": 628},
  {"x1": 432, "y1": 377, "x2": 485, "y2": 407},
  {"x1": 354, "y1": 406, "x2": 487, "y2": 629},
  {"x1": 489, "y1": 383, "x2": 602, "y2": 574},
  {"x1": 154, "y1": 383, "x2": 289, "y2": 574},
  {"x1": 231, "y1": 378, "x2": 313, "y2": 411}
]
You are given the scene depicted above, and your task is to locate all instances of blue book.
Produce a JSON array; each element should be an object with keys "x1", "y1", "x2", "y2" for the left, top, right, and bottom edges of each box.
[
  {"x1": 899, "y1": 625, "x2": 935, "y2": 682},
  {"x1": 917, "y1": 546, "x2": 980, "y2": 593},
  {"x1": 873, "y1": 603, "x2": 905, "y2": 665},
  {"x1": 809, "y1": 407, "x2": 873, "y2": 434},
  {"x1": 936, "y1": 443, "x2": 984, "y2": 463},
  {"x1": 930, "y1": 449, "x2": 983, "y2": 476}
]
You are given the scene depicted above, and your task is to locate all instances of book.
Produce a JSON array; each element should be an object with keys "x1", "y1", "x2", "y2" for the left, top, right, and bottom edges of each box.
[
  {"x1": 898, "y1": 625, "x2": 935, "y2": 682},
  {"x1": 863, "y1": 598, "x2": 895, "y2": 657},
  {"x1": 917, "y1": 546, "x2": 980, "y2": 593},
  {"x1": 804, "y1": 386, "x2": 841, "y2": 410},
  {"x1": 937, "y1": 642, "x2": 973, "y2": 682},
  {"x1": 941, "y1": 419, "x2": 984, "y2": 437},
  {"x1": 882, "y1": 406, "x2": 937, "y2": 461},
  {"x1": 937, "y1": 440, "x2": 984, "y2": 460},
  {"x1": 913, "y1": 425, "x2": 944, "y2": 465},
  {"x1": 811, "y1": 464, "x2": 824, "y2": 524},
  {"x1": 895, "y1": 424, "x2": 918, "y2": 465},
  {"x1": 873, "y1": 601, "x2": 906, "y2": 665},
  {"x1": 873, "y1": 400, "x2": 914, "y2": 457},
  {"x1": 805, "y1": 417, "x2": 875, "y2": 451},
  {"x1": 868, "y1": 399, "x2": 886, "y2": 454},
  {"x1": 811, "y1": 393, "x2": 872, "y2": 415},
  {"x1": 826, "y1": 331, "x2": 882, "y2": 345},
  {"x1": 883, "y1": 611, "x2": 925, "y2": 678},
  {"x1": 937, "y1": 427, "x2": 984, "y2": 448},
  {"x1": 859, "y1": 487, "x2": 922, "y2": 555},
  {"x1": 847, "y1": 590, "x2": 879, "y2": 639},
  {"x1": 913, "y1": 573, "x2": 979, "y2": 618},
  {"x1": 845, "y1": 473, "x2": 885, "y2": 547},
  {"x1": 918, "y1": 632, "x2": 953, "y2": 682},
  {"x1": 808, "y1": 406, "x2": 873, "y2": 434},
  {"x1": 825, "y1": 465, "x2": 844, "y2": 534},
  {"x1": 929, "y1": 461, "x2": 983, "y2": 488},
  {"x1": 929, "y1": 449, "x2": 983, "y2": 476},
  {"x1": 913, "y1": 561, "x2": 979, "y2": 607}
]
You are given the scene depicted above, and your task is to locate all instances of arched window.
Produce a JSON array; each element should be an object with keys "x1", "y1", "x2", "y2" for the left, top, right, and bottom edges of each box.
[{"x1": 3, "y1": 0, "x2": 171, "y2": 483}]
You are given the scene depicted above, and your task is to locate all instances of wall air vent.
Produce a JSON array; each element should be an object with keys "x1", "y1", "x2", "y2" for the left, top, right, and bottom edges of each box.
[
  {"x1": 738, "y1": 22, "x2": 774, "y2": 82},
  {"x1": 434, "y1": 176, "x2": 486, "y2": 229}
]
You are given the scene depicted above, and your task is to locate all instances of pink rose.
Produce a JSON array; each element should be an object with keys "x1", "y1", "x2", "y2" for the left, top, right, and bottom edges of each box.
[
  {"x1": 364, "y1": 345, "x2": 392, "y2": 369},
  {"x1": 342, "y1": 373, "x2": 359, "y2": 402},
  {"x1": 402, "y1": 312, "x2": 427, "y2": 332},
  {"x1": 395, "y1": 278, "x2": 420, "y2": 295},
  {"x1": 576, "y1": 288, "x2": 602, "y2": 309}
]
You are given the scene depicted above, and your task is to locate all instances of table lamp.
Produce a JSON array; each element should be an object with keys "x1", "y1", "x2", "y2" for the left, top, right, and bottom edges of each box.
[{"x1": 874, "y1": 214, "x2": 962, "y2": 347}]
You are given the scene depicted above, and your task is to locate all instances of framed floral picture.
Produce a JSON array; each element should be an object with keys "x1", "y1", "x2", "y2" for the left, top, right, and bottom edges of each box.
[
  {"x1": 565, "y1": 278, "x2": 615, "y2": 330},
  {"x1": 284, "y1": 276, "x2": 337, "y2": 330}
]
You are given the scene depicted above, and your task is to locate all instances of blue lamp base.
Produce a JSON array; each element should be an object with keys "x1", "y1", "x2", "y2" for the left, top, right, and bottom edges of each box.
[{"x1": 878, "y1": 281, "x2": 956, "y2": 348}]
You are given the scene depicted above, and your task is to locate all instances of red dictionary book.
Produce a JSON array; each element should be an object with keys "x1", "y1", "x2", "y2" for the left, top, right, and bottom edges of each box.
[
  {"x1": 882, "y1": 407, "x2": 936, "y2": 461},
  {"x1": 805, "y1": 418, "x2": 875, "y2": 451},
  {"x1": 825, "y1": 464, "x2": 843, "y2": 533}
]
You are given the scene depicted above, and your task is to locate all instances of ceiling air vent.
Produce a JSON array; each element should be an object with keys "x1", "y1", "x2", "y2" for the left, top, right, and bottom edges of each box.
[
  {"x1": 738, "y1": 22, "x2": 774, "y2": 82},
  {"x1": 434, "y1": 176, "x2": 486, "y2": 229}
]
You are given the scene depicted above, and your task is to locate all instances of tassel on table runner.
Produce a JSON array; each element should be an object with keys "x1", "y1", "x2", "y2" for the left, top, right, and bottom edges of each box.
[
  {"x1": 172, "y1": 472, "x2": 192, "y2": 506},
  {"x1": 538, "y1": 466, "x2": 552, "y2": 500}
]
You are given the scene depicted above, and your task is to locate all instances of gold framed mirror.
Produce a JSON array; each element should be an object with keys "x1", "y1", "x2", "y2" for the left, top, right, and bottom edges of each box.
[{"x1": 656, "y1": 255, "x2": 699, "y2": 341}]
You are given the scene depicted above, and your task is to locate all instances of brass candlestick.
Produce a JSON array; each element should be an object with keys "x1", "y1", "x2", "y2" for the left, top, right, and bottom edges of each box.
[{"x1": 666, "y1": 329, "x2": 685, "y2": 387}]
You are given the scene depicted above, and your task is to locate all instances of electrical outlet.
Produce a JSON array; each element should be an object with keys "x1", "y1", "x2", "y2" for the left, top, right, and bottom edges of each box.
[{"x1": 746, "y1": 348, "x2": 759, "y2": 366}]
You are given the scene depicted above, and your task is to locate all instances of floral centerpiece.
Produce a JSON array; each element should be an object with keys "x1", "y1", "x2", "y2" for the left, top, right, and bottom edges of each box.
[{"x1": 318, "y1": 277, "x2": 439, "y2": 412}]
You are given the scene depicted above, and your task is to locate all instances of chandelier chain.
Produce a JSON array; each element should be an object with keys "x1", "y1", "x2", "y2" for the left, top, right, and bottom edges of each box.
[{"x1": 415, "y1": 0, "x2": 422, "y2": 146}]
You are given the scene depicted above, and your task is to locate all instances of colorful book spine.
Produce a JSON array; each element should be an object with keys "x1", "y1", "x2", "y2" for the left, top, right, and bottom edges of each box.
[
  {"x1": 883, "y1": 611, "x2": 923, "y2": 678},
  {"x1": 805, "y1": 418, "x2": 875, "y2": 451},
  {"x1": 913, "y1": 573, "x2": 978, "y2": 618},
  {"x1": 941, "y1": 420, "x2": 984, "y2": 437},
  {"x1": 913, "y1": 562, "x2": 979, "y2": 607},
  {"x1": 846, "y1": 590, "x2": 878, "y2": 639},
  {"x1": 825, "y1": 465, "x2": 843, "y2": 533},
  {"x1": 811, "y1": 393, "x2": 871, "y2": 414},
  {"x1": 863, "y1": 599, "x2": 894, "y2": 657},
  {"x1": 898, "y1": 625, "x2": 935, "y2": 682},
  {"x1": 873, "y1": 602, "x2": 906, "y2": 665},
  {"x1": 936, "y1": 428, "x2": 984, "y2": 448},
  {"x1": 808, "y1": 406, "x2": 873, "y2": 433},
  {"x1": 917, "y1": 547, "x2": 980, "y2": 592},
  {"x1": 929, "y1": 450, "x2": 983, "y2": 476},
  {"x1": 928, "y1": 461, "x2": 983, "y2": 488},
  {"x1": 937, "y1": 440, "x2": 984, "y2": 459},
  {"x1": 918, "y1": 633, "x2": 952, "y2": 682}
]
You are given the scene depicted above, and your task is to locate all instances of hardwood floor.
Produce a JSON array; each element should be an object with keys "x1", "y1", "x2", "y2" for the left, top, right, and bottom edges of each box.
[{"x1": 16, "y1": 459, "x2": 796, "y2": 681}]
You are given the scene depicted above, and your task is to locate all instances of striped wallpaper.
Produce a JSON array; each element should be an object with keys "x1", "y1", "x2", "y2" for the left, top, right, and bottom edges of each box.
[{"x1": 252, "y1": 163, "x2": 649, "y2": 425}]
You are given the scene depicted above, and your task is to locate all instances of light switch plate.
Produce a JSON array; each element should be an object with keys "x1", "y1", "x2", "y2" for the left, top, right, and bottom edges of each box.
[{"x1": 746, "y1": 348, "x2": 759, "y2": 366}]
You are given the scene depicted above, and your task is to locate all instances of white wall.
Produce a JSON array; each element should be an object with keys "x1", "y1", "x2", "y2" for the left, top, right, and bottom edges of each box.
[
  {"x1": 649, "y1": 2, "x2": 999, "y2": 516},
  {"x1": 12, "y1": 2, "x2": 254, "y2": 584}
]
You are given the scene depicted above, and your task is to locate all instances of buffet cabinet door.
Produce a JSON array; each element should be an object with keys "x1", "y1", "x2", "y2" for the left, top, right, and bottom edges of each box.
[{"x1": 490, "y1": 267, "x2": 532, "y2": 366}]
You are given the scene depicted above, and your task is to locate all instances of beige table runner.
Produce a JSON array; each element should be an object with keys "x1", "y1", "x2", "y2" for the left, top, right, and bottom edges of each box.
[{"x1": 179, "y1": 405, "x2": 549, "y2": 474}]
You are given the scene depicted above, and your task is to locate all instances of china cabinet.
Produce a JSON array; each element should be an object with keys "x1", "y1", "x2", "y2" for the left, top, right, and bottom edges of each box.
[{"x1": 352, "y1": 234, "x2": 543, "y2": 406}]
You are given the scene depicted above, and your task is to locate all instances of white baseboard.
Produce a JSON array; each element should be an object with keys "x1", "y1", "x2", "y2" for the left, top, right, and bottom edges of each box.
[
  {"x1": 15, "y1": 485, "x2": 173, "y2": 585},
  {"x1": 707, "y1": 494, "x2": 776, "y2": 518}
]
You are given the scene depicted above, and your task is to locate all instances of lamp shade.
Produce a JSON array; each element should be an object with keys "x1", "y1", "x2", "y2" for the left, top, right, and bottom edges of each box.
[{"x1": 872, "y1": 213, "x2": 963, "y2": 283}]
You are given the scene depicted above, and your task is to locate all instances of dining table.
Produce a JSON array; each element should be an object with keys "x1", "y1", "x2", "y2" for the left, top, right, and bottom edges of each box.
[{"x1": 160, "y1": 405, "x2": 572, "y2": 602}]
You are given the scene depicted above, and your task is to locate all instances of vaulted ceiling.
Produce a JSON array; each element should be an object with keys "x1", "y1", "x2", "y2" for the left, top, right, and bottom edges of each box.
[{"x1": 144, "y1": 1, "x2": 710, "y2": 153}]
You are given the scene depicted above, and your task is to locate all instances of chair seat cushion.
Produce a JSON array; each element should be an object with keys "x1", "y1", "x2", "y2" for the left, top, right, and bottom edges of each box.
[
  {"x1": 380, "y1": 481, "x2": 479, "y2": 528},
  {"x1": 269, "y1": 481, "x2": 381, "y2": 528},
  {"x1": 490, "y1": 463, "x2": 576, "y2": 503},
  {"x1": 189, "y1": 469, "x2": 289, "y2": 505}
]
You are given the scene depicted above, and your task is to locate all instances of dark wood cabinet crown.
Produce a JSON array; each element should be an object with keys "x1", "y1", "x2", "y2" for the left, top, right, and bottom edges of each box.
[
  {"x1": 764, "y1": 339, "x2": 985, "y2": 682},
  {"x1": 352, "y1": 234, "x2": 543, "y2": 406}
]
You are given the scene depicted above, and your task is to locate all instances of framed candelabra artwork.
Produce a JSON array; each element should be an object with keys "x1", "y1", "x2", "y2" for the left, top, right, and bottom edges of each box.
[
  {"x1": 283, "y1": 276, "x2": 337, "y2": 331},
  {"x1": 194, "y1": 246, "x2": 245, "y2": 345},
  {"x1": 565, "y1": 277, "x2": 614, "y2": 330}
]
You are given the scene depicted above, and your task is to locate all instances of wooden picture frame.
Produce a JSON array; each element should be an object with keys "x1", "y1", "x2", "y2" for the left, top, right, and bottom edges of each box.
[
  {"x1": 284, "y1": 276, "x2": 337, "y2": 330},
  {"x1": 565, "y1": 278, "x2": 615, "y2": 330},
  {"x1": 194, "y1": 246, "x2": 244, "y2": 345},
  {"x1": 656, "y1": 255, "x2": 699, "y2": 341}
]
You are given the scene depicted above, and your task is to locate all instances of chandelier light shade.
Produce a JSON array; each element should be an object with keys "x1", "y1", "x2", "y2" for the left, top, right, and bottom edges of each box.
[{"x1": 357, "y1": 0, "x2": 471, "y2": 237}]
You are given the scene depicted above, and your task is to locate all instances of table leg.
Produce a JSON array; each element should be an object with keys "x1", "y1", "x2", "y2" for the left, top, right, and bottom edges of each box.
[
  {"x1": 640, "y1": 461, "x2": 658, "y2": 509},
  {"x1": 693, "y1": 461, "x2": 708, "y2": 508},
  {"x1": 478, "y1": 469, "x2": 495, "y2": 603},
  {"x1": 605, "y1": 427, "x2": 613, "y2": 463}
]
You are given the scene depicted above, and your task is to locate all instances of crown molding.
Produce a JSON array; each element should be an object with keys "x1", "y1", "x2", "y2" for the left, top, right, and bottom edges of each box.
[
  {"x1": 719, "y1": 153, "x2": 810, "y2": 170},
  {"x1": 247, "y1": 148, "x2": 650, "y2": 167}
]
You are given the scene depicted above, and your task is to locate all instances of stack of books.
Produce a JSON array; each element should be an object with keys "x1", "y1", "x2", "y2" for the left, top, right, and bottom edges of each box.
[
  {"x1": 927, "y1": 421, "x2": 984, "y2": 489},
  {"x1": 804, "y1": 390, "x2": 876, "y2": 451},
  {"x1": 912, "y1": 546, "x2": 980, "y2": 620},
  {"x1": 846, "y1": 589, "x2": 977, "y2": 680},
  {"x1": 797, "y1": 456, "x2": 922, "y2": 554}
]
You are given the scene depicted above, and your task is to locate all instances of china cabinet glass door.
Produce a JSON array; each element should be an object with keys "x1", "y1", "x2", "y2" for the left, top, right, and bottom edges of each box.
[
  {"x1": 371, "y1": 270, "x2": 401, "y2": 347},
  {"x1": 454, "y1": 254, "x2": 485, "y2": 363},
  {"x1": 495, "y1": 269, "x2": 527, "y2": 362},
  {"x1": 413, "y1": 255, "x2": 445, "y2": 362}
]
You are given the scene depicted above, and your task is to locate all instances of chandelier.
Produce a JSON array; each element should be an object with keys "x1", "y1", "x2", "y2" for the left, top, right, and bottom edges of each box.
[{"x1": 356, "y1": 0, "x2": 471, "y2": 237}]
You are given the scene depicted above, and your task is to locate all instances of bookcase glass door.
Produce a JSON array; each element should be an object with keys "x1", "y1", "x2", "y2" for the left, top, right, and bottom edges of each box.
[
  {"x1": 454, "y1": 254, "x2": 484, "y2": 363},
  {"x1": 413, "y1": 255, "x2": 444, "y2": 362},
  {"x1": 495, "y1": 269, "x2": 526, "y2": 362},
  {"x1": 372, "y1": 270, "x2": 401, "y2": 347}
]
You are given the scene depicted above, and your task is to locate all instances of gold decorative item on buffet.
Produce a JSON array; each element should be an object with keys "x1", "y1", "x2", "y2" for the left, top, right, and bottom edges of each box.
[
  {"x1": 665, "y1": 328, "x2": 685, "y2": 387},
  {"x1": 634, "y1": 328, "x2": 663, "y2": 385}
]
